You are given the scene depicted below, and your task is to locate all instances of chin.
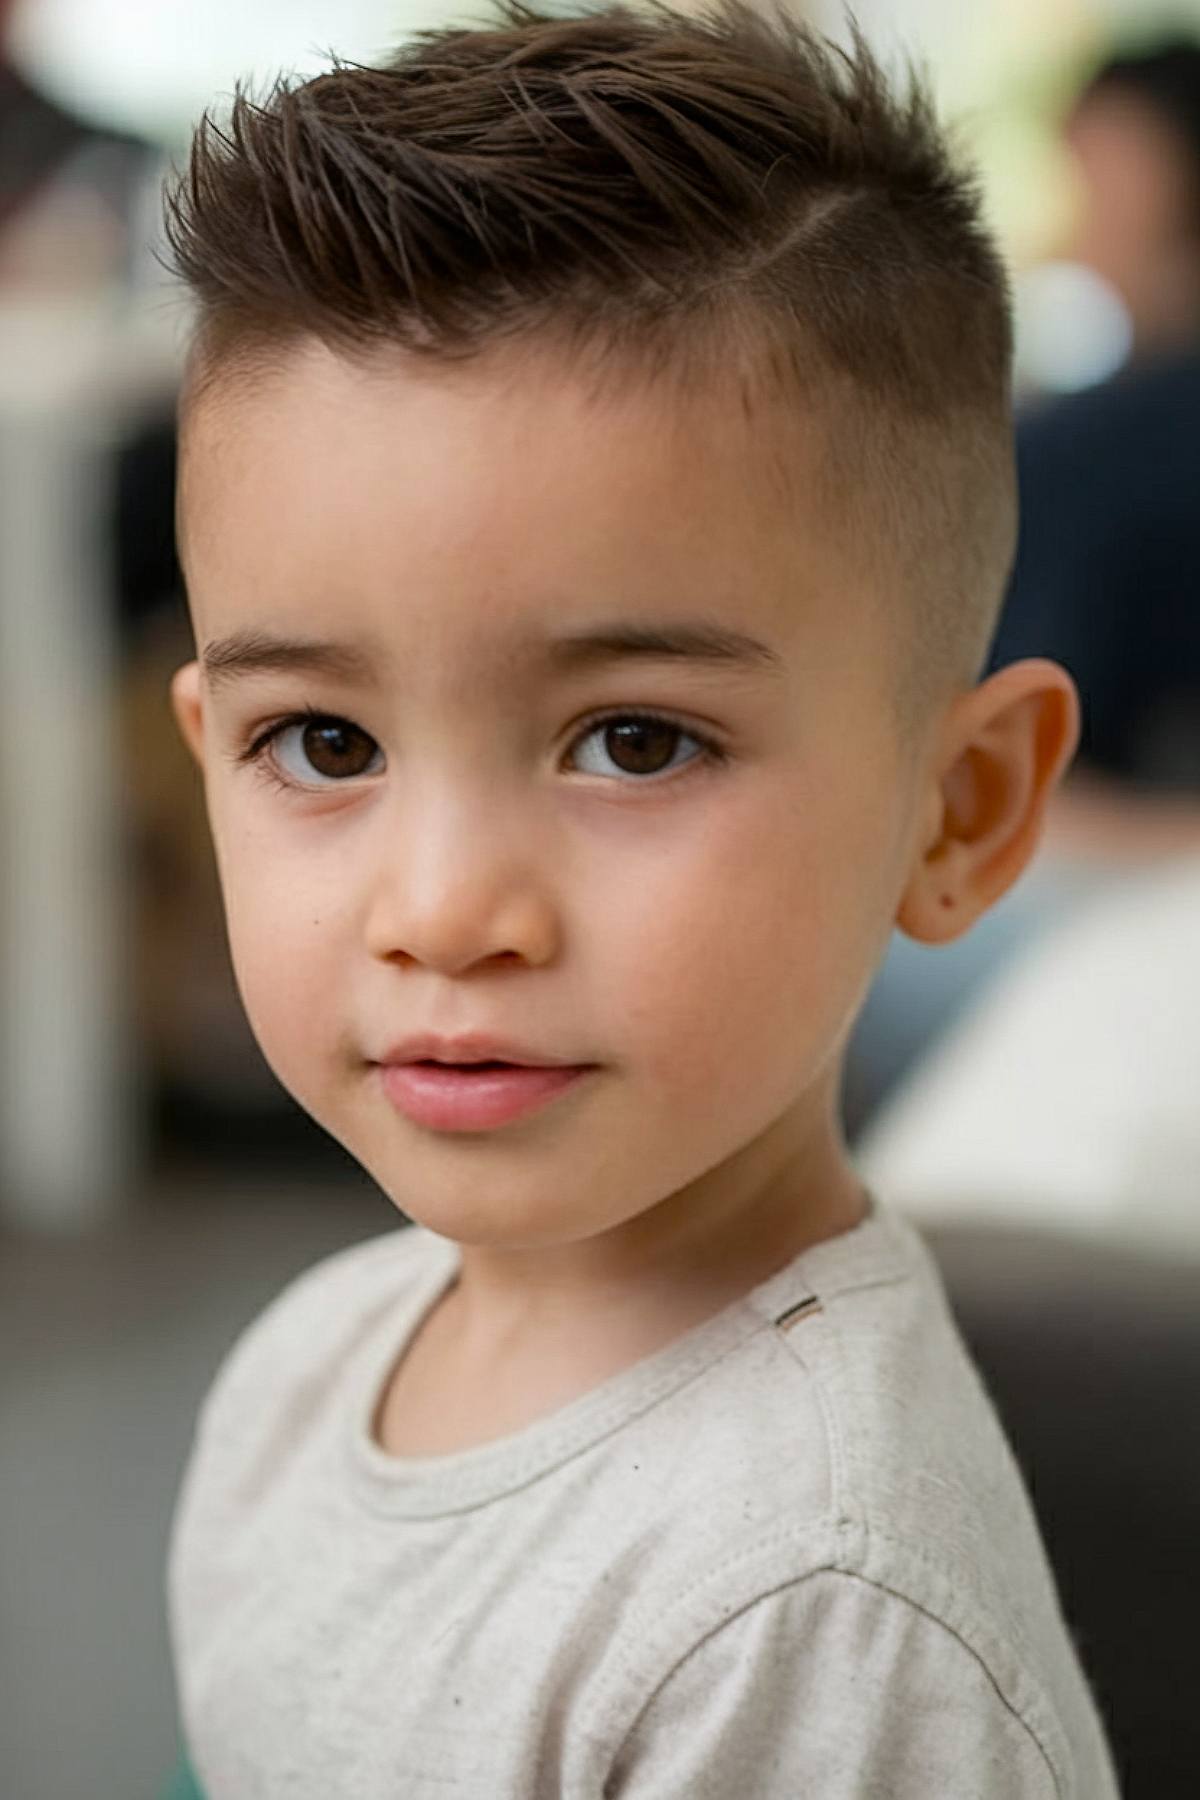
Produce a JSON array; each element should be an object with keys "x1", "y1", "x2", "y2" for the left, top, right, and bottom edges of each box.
[{"x1": 367, "y1": 1172, "x2": 622, "y2": 1252}]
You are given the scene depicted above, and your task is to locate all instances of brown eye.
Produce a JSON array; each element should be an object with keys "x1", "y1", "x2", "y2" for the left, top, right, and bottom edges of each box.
[
  {"x1": 571, "y1": 714, "x2": 707, "y2": 780},
  {"x1": 605, "y1": 719, "x2": 679, "y2": 774},
  {"x1": 272, "y1": 716, "x2": 383, "y2": 783}
]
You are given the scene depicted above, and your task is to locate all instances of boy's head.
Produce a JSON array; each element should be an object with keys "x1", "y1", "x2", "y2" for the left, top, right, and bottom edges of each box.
[
  {"x1": 170, "y1": 0, "x2": 1017, "y2": 722},
  {"x1": 166, "y1": 1, "x2": 1077, "y2": 1255}
]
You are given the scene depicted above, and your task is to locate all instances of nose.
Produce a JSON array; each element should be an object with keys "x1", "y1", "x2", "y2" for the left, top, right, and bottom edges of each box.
[{"x1": 362, "y1": 788, "x2": 562, "y2": 976}]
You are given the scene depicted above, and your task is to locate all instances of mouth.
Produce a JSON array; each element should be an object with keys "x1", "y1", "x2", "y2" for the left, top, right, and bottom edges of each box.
[
  {"x1": 412, "y1": 1058, "x2": 518, "y2": 1070},
  {"x1": 377, "y1": 1058, "x2": 595, "y2": 1132}
]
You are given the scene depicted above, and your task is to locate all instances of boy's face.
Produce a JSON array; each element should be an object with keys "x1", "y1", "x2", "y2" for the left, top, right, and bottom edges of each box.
[{"x1": 174, "y1": 340, "x2": 935, "y2": 1252}]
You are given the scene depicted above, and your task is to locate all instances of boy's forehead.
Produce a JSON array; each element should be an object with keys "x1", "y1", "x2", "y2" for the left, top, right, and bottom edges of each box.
[
  {"x1": 180, "y1": 334, "x2": 837, "y2": 518},
  {"x1": 178, "y1": 337, "x2": 866, "y2": 662}
]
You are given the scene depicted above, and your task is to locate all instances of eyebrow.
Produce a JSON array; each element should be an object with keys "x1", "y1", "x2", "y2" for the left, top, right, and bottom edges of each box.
[
  {"x1": 200, "y1": 620, "x2": 785, "y2": 688},
  {"x1": 201, "y1": 630, "x2": 379, "y2": 689},
  {"x1": 545, "y1": 622, "x2": 784, "y2": 676}
]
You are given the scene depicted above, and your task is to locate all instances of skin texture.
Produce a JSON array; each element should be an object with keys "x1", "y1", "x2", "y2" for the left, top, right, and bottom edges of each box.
[{"x1": 172, "y1": 338, "x2": 1077, "y2": 1451}]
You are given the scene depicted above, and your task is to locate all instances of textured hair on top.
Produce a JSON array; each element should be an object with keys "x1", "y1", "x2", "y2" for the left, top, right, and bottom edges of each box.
[{"x1": 164, "y1": 0, "x2": 1017, "y2": 716}]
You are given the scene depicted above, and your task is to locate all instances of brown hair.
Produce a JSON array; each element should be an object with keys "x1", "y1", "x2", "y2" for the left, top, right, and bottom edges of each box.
[{"x1": 164, "y1": 0, "x2": 1016, "y2": 717}]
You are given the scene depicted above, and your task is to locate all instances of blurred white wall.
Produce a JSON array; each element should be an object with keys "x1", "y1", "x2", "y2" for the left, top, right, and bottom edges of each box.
[{"x1": 8, "y1": 0, "x2": 475, "y2": 142}]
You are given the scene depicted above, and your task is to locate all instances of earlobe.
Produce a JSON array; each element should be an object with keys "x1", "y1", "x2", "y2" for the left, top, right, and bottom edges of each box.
[
  {"x1": 170, "y1": 661, "x2": 206, "y2": 768},
  {"x1": 896, "y1": 659, "x2": 1080, "y2": 945}
]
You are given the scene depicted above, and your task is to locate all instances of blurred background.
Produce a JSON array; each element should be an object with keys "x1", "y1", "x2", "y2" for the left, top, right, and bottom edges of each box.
[{"x1": 0, "y1": 0, "x2": 1197, "y2": 1794}]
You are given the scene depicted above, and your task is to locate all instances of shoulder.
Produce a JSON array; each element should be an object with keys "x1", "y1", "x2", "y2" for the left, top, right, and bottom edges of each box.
[
  {"x1": 639, "y1": 1201, "x2": 1014, "y2": 1576},
  {"x1": 594, "y1": 1203, "x2": 1017, "y2": 1633},
  {"x1": 605, "y1": 1570, "x2": 1086, "y2": 1799},
  {"x1": 189, "y1": 1222, "x2": 452, "y2": 1444},
  {"x1": 590, "y1": 1206, "x2": 1114, "y2": 1793}
]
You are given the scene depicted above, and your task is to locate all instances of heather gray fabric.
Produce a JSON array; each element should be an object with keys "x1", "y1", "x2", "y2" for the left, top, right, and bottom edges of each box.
[{"x1": 167, "y1": 1198, "x2": 1118, "y2": 1798}]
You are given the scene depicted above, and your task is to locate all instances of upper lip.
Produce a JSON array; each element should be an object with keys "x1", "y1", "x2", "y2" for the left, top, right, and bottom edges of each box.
[{"x1": 376, "y1": 1032, "x2": 587, "y2": 1069}]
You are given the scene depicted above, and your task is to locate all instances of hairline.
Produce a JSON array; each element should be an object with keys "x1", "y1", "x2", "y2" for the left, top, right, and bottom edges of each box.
[{"x1": 178, "y1": 304, "x2": 1014, "y2": 740}]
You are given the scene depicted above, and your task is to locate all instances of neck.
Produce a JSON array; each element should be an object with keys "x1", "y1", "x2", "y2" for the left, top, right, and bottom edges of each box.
[{"x1": 445, "y1": 1081, "x2": 865, "y2": 1350}]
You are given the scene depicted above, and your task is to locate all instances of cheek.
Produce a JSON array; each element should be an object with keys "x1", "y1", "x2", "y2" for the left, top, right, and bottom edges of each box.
[
  {"x1": 588, "y1": 786, "x2": 882, "y2": 1110},
  {"x1": 210, "y1": 823, "x2": 344, "y2": 1078}
]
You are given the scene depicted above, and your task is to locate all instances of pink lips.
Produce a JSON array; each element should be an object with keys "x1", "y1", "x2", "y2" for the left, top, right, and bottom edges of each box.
[{"x1": 378, "y1": 1060, "x2": 592, "y2": 1131}]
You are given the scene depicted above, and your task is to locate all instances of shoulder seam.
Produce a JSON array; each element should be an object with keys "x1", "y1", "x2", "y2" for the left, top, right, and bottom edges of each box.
[{"x1": 610, "y1": 1565, "x2": 1064, "y2": 1798}]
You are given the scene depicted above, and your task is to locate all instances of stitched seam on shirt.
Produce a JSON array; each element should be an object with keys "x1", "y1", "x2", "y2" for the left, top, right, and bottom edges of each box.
[
  {"x1": 768, "y1": 1276, "x2": 1054, "y2": 1703},
  {"x1": 607, "y1": 1565, "x2": 1065, "y2": 1799},
  {"x1": 767, "y1": 1297, "x2": 855, "y2": 1561},
  {"x1": 849, "y1": 1550, "x2": 1070, "y2": 1796},
  {"x1": 348, "y1": 1310, "x2": 779, "y2": 1518},
  {"x1": 856, "y1": 1522, "x2": 1046, "y2": 1677}
]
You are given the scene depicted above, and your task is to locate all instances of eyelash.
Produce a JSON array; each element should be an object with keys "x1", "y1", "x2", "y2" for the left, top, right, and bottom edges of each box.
[{"x1": 236, "y1": 705, "x2": 728, "y2": 794}]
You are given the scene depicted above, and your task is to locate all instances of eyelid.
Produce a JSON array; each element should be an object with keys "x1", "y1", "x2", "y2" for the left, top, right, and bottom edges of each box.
[
  {"x1": 233, "y1": 703, "x2": 729, "y2": 792},
  {"x1": 570, "y1": 703, "x2": 721, "y2": 737},
  {"x1": 235, "y1": 704, "x2": 328, "y2": 765},
  {"x1": 565, "y1": 706, "x2": 726, "y2": 768},
  {"x1": 235, "y1": 707, "x2": 383, "y2": 792}
]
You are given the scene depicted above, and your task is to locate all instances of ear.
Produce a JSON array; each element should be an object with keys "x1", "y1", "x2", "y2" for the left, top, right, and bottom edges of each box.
[
  {"x1": 170, "y1": 660, "x2": 206, "y2": 768},
  {"x1": 896, "y1": 659, "x2": 1080, "y2": 945}
]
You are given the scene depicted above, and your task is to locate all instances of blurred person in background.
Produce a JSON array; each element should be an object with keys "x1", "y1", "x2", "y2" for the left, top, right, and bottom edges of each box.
[
  {"x1": 991, "y1": 37, "x2": 1200, "y2": 795},
  {"x1": 1064, "y1": 36, "x2": 1200, "y2": 367},
  {"x1": 843, "y1": 32, "x2": 1200, "y2": 1139}
]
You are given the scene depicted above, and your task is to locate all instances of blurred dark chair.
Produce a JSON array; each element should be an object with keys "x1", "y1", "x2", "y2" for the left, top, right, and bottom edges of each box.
[{"x1": 929, "y1": 1222, "x2": 1200, "y2": 1800}]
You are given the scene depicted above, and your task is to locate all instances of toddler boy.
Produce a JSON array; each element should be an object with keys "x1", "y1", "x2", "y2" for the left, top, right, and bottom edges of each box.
[{"x1": 164, "y1": 2, "x2": 1119, "y2": 1793}]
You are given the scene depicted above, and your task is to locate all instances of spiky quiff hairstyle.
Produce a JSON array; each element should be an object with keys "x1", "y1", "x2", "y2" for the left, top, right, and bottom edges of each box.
[{"x1": 164, "y1": 0, "x2": 1017, "y2": 721}]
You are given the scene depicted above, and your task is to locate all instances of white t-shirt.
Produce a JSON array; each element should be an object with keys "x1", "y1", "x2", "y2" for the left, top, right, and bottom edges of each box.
[{"x1": 167, "y1": 1197, "x2": 1119, "y2": 1798}]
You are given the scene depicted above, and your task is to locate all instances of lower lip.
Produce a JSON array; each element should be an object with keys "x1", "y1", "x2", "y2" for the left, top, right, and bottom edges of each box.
[{"x1": 378, "y1": 1062, "x2": 593, "y2": 1131}]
